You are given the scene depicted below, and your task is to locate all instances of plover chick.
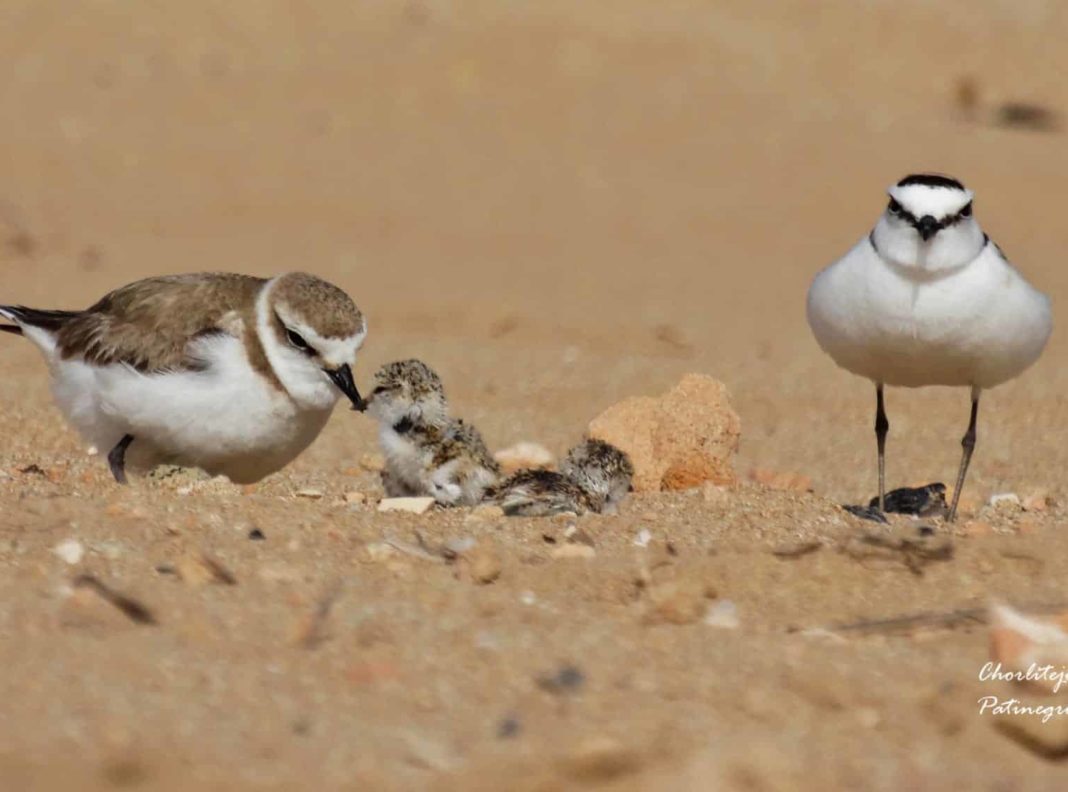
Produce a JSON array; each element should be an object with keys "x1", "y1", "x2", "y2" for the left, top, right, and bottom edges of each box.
[
  {"x1": 488, "y1": 438, "x2": 633, "y2": 516},
  {"x1": 559, "y1": 438, "x2": 635, "y2": 514},
  {"x1": 0, "y1": 272, "x2": 367, "y2": 483},
  {"x1": 807, "y1": 174, "x2": 1052, "y2": 520},
  {"x1": 366, "y1": 359, "x2": 500, "y2": 505}
]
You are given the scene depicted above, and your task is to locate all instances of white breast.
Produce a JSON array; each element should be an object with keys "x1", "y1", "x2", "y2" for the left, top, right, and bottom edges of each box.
[
  {"x1": 49, "y1": 333, "x2": 336, "y2": 482},
  {"x1": 378, "y1": 426, "x2": 434, "y2": 494},
  {"x1": 807, "y1": 238, "x2": 1052, "y2": 388}
]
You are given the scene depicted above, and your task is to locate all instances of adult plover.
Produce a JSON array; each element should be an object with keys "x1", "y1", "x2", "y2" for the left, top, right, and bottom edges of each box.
[
  {"x1": 366, "y1": 359, "x2": 500, "y2": 505},
  {"x1": 807, "y1": 174, "x2": 1052, "y2": 520},
  {"x1": 1, "y1": 272, "x2": 368, "y2": 483},
  {"x1": 488, "y1": 438, "x2": 633, "y2": 516}
]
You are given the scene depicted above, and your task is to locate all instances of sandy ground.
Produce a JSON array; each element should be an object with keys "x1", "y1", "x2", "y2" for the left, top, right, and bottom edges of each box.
[{"x1": 2, "y1": 1, "x2": 1068, "y2": 788}]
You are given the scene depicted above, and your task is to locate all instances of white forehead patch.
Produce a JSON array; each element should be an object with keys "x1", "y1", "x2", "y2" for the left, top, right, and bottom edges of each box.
[
  {"x1": 887, "y1": 183, "x2": 974, "y2": 220},
  {"x1": 305, "y1": 325, "x2": 367, "y2": 368},
  {"x1": 274, "y1": 302, "x2": 367, "y2": 367}
]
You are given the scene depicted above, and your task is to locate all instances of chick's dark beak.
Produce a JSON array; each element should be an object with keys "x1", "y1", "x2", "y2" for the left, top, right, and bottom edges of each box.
[
  {"x1": 325, "y1": 365, "x2": 366, "y2": 411},
  {"x1": 916, "y1": 215, "x2": 940, "y2": 241}
]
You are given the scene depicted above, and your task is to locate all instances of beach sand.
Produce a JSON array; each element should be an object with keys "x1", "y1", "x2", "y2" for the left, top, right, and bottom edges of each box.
[{"x1": 2, "y1": 2, "x2": 1068, "y2": 787}]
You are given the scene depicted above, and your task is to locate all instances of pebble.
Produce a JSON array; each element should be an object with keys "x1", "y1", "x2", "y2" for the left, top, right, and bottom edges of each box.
[
  {"x1": 258, "y1": 563, "x2": 302, "y2": 583},
  {"x1": 52, "y1": 538, "x2": 85, "y2": 565},
  {"x1": 363, "y1": 542, "x2": 397, "y2": 563},
  {"x1": 704, "y1": 599, "x2": 740, "y2": 629},
  {"x1": 989, "y1": 603, "x2": 1068, "y2": 694},
  {"x1": 343, "y1": 491, "x2": 367, "y2": 505},
  {"x1": 467, "y1": 541, "x2": 503, "y2": 584},
  {"x1": 551, "y1": 544, "x2": 596, "y2": 560},
  {"x1": 295, "y1": 488, "x2": 324, "y2": 499},
  {"x1": 248, "y1": 528, "x2": 266, "y2": 541},
  {"x1": 633, "y1": 529, "x2": 652, "y2": 548},
  {"x1": 493, "y1": 441, "x2": 555, "y2": 474},
  {"x1": 989, "y1": 492, "x2": 1022, "y2": 511},
  {"x1": 378, "y1": 497, "x2": 435, "y2": 514},
  {"x1": 401, "y1": 731, "x2": 456, "y2": 772}
]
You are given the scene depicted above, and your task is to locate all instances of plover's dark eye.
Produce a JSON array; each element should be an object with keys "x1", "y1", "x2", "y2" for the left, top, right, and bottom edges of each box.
[
  {"x1": 960, "y1": 202, "x2": 973, "y2": 218},
  {"x1": 888, "y1": 199, "x2": 903, "y2": 215},
  {"x1": 286, "y1": 329, "x2": 313, "y2": 354}
]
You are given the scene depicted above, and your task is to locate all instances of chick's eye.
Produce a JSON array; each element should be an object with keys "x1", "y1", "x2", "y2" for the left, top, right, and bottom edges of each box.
[
  {"x1": 286, "y1": 329, "x2": 312, "y2": 354},
  {"x1": 888, "y1": 199, "x2": 902, "y2": 215},
  {"x1": 960, "y1": 202, "x2": 973, "y2": 217}
]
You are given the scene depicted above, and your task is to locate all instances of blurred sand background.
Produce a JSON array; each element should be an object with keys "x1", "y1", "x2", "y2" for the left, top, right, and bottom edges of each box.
[{"x1": 2, "y1": 1, "x2": 1068, "y2": 788}]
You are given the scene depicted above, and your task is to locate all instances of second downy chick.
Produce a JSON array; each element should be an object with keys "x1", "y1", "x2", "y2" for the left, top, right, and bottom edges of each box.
[
  {"x1": 488, "y1": 438, "x2": 633, "y2": 517},
  {"x1": 367, "y1": 359, "x2": 499, "y2": 506}
]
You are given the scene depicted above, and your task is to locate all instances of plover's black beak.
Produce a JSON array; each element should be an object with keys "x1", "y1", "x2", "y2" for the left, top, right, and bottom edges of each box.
[
  {"x1": 325, "y1": 365, "x2": 366, "y2": 411},
  {"x1": 916, "y1": 215, "x2": 939, "y2": 241}
]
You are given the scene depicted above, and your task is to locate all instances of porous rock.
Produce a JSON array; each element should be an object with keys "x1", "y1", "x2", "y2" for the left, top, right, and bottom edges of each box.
[{"x1": 588, "y1": 374, "x2": 740, "y2": 492}]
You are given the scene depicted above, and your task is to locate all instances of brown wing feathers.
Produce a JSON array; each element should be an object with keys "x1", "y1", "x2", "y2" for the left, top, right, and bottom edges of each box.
[{"x1": 2, "y1": 274, "x2": 266, "y2": 373}]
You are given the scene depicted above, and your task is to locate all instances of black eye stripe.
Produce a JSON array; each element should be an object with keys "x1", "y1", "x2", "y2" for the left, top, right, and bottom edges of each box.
[{"x1": 888, "y1": 200, "x2": 973, "y2": 228}]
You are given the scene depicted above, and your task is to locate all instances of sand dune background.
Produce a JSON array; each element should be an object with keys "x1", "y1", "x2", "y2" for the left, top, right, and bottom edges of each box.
[{"x1": 2, "y1": 2, "x2": 1068, "y2": 788}]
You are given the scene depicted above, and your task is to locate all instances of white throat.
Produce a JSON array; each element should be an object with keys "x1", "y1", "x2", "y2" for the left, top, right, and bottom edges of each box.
[
  {"x1": 255, "y1": 278, "x2": 339, "y2": 411},
  {"x1": 870, "y1": 215, "x2": 987, "y2": 276}
]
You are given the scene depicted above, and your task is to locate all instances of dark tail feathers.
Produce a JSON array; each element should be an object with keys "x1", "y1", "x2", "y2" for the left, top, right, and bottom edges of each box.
[{"x1": 0, "y1": 305, "x2": 81, "y2": 334}]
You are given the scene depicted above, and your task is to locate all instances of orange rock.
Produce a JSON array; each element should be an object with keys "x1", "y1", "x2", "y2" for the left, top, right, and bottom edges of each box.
[
  {"x1": 589, "y1": 374, "x2": 740, "y2": 492},
  {"x1": 989, "y1": 603, "x2": 1068, "y2": 694},
  {"x1": 661, "y1": 451, "x2": 733, "y2": 491}
]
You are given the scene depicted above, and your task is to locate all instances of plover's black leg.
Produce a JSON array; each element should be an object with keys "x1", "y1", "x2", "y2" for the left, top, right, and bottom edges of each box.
[
  {"x1": 875, "y1": 383, "x2": 889, "y2": 512},
  {"x1": 948, "y1": 389, "x2": 980, "y2": 522},
  {"x1": 107, "y1": 434, "x2": 134, "y2": 485}
]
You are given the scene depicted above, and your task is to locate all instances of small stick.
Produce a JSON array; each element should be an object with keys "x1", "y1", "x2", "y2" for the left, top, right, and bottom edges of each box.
[
  {"x1": 820, "y1": 601, "x2": 1068, "y2": 637},
  {"x1": 295, "y1": 581, "x2": 343, "y2": 649},
  {"x1": 72, "y1": 574, "x2": 157, "y2": 625}
]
